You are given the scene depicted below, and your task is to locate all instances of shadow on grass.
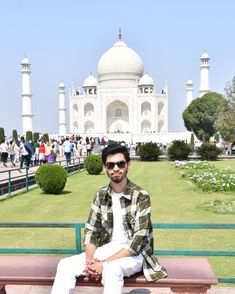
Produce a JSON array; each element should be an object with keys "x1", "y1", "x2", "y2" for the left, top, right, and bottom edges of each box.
[
  {"x1": 59, "y1": 190, "x2": 72, "y2": 195},
  {"x1": 39, "y1": 190, "x2": 72, "y2": 196}
]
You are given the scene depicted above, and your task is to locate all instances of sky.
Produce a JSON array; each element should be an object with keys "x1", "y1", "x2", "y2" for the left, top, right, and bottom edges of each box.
[{"x1": 0, "y1": 0, "x2": 235, "y2": 137}]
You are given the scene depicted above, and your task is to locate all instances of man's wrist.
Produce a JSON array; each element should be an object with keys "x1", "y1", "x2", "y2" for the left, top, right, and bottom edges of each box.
[{"x1": 101, "y1": 260, "x2": 107, "y2": 268}]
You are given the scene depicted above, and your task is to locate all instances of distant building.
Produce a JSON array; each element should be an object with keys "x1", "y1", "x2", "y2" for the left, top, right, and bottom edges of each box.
[
  {"x1": 21, "y1": 35, "x2": 211, "y2": 143},
  {"x1": 69, "y1": 33, "x2": 168, "y2": 136}
]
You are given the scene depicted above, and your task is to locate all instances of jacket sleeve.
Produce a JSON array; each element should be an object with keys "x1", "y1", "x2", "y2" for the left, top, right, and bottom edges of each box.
[{"x1": 83, "y1": 192, "x2": 102, "y2": 247}]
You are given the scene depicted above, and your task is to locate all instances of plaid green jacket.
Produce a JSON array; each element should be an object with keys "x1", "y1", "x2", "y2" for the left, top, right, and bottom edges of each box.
[{"x1": 84, "y1": 179, "x2": 167, "y2": 282}]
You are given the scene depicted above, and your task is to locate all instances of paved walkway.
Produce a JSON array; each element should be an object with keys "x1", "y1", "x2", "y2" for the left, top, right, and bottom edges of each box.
[{"x1": 5, "y1": 285, "x2": 235, "y2": 293}]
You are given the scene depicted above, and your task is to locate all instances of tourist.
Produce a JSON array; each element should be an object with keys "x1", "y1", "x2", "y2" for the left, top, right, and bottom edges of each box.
[
  {"x1": 8, "y1": 140, "x2": 17, "y2": 167},
  {"x1": 86, "y1": 142, "x2": 92, "y2": 155},
  {"x1": 51, "y1": 144, "x2": 167, "y2": 294},
  {"x1": 0, "y1": 140, "x2": 9, "y2": 167},
  {"x1": 45, "y1": 142, "x2": 53, "y2": 163},
  {"x1": 34, "y1": 141, "x2": 40, "y2": 165},
  {"x1": 63, "y1": 137, "x2": 72, "y2": 164},
  {"x1": 19, "y1": 136, "x2": 33, "y2": 171},
  {"x1": 39, "y1": 142, "x2": 46, "y2": 164}
]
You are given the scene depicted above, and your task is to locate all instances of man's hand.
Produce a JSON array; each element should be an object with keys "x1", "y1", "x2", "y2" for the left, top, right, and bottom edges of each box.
[
  {"x1": 84, "y1": 258, "x2": 103, "y2": 279},
  {"x1": 88, "y1": 259, "x2": 104, "y2": 277}
]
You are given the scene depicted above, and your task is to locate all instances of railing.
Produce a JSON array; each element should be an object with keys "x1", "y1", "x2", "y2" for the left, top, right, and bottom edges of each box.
[
  {"x1": 0, "y1": 222, "x2": 234, "y2": 283},
  {"x1": 0, "y1": 157, "x2": 85, "y2": 196}
]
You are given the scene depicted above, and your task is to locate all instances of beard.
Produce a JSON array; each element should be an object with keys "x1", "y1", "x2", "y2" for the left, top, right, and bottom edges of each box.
[
  {"x1": 107, "y1": 168, "x2": 128, "y2": 184},
  {"x1": 111, "y1": 175, "x2": 122, "y2": 183}
]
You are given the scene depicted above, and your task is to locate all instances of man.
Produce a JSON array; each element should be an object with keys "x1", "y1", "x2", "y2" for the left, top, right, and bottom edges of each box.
[
  {"x1": 19, "y1": 136, "x2": 32, "y2": 171},
  {"x1": 63, "y1": 137, "x2": 72, "y2": 164},
  {"x1": 51, "y1": 144, "x2": 167, "y2": 294}
]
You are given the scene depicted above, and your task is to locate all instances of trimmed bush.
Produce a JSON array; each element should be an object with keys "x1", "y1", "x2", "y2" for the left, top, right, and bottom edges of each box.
[
  {"x1": 84, "y1": 155, "x2": 103, "y2": 175},
  {"x1": 0, "y1": 127, "x2": 5, "y2": 142},
  {"x1": 41, "y1": 133, "x2": 49, "y2": 143},
  {"x1": 33, "y1": 132, "x2": 40, "y2": 142},
  {"x1": 167, "y1": 140, "x2": 192, "y2": 161},
  {"x1": 190, "y1": 133, "x2": 195, "y2": 150},
  {"x1": 196, "y1": 143, "x2": 222, "y2": 160},
  {"x1": 137, "y1": 142, "x2": 162, "y2": 161},
  {"x1": 26, "y1": 131, "x2": 33, "y2": 141},
  {"x1": 35, "y1": 164, "x2": 67, "y2": 194},
  {"x1": 12, "y1": 129, "x2": 18, "y2": 142}
]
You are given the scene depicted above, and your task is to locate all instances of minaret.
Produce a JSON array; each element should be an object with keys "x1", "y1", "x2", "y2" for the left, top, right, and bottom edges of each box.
[
  {"x1": 199, "y1": 51, "x2": 210, "y2": 97},
  {"x1": 21, "y1": 57, "x2": 33, "y2": 135},
  {"x1": 186, "y1": 79, "x2": 194, "y2": 106},
  {"x1": 58, "y1": 82, "x2": 67, "y2": 136}
]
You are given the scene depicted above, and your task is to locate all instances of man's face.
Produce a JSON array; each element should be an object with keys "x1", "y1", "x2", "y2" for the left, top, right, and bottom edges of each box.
[{"x1": 104, "y1": 153, "x2": 130, "y2": 184}]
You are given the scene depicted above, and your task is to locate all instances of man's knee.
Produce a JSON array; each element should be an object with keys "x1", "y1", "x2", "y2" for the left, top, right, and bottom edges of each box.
[
  {"x1": 57, "y1": 257, "x2": 73, "y2": 274},
  {"x1": 102, "y1": 262, "x2": 124, "y2": 284}
]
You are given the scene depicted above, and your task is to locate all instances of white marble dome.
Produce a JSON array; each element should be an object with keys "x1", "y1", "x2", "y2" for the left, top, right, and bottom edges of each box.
[
  {"x1": 186, "y1": 79, "x2": 193, "y2": 85},
  {"x1": 138, "y1": 74, "x2": 154, "y2": 86},
  {"x1": 59, "y1": 82, "x2": 65, "y2": 88},
  {"x1": 21, "y1": 57, "x2": 30, "y2": 64},
  {"x1": 83, "y1": 74, "x2": 98, "y2": 87},
  {"x1": 97, "y1": 40, "x2": 144, "y2": 84},
  {"x1": 201, "y1": 52, "x2": 209, "y2": 59}
]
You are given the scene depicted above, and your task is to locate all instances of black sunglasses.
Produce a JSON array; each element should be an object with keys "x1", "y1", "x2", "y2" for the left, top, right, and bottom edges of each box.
[{"x1": 105, "y1": 160, "x2": 127, "y2": 170}]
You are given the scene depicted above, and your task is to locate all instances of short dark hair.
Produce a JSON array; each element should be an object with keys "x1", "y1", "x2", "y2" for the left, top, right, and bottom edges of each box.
[{"x1": 101, "y1": 144, "x2": 130, "y2": 164}]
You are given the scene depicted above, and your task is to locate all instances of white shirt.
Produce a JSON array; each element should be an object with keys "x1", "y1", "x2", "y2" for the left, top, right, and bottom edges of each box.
[
  {"x1": 20, "y1": 142, "x2": 28, "y2": 156},
  {"x1": 111, "y1": 191, "x2": 128, "y2": 244},
  {"x1": 0, "y1": 142, "x2": 9, "y2": 153},
  {"x1": 63, "y1": 140, "x2": 71, "y2": 153}
]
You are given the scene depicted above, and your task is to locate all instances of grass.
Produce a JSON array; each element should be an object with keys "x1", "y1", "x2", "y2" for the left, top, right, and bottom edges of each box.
[{"x1": 0, "y1": 160, "x2": 234, "y2": 281}]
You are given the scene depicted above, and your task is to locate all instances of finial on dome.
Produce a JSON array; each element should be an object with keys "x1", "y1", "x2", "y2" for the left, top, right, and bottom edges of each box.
[{"x1": 118, "y1": 27, "x2": 122, "y2": 40}]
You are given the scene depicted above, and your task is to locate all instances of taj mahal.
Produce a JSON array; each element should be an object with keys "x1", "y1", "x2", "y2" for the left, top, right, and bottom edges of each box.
[{"x1": 21, "y1": 32, "x2": 210, "y2": 143}]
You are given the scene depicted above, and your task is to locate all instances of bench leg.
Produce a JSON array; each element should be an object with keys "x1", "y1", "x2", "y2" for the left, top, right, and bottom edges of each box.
[
  {"x1": 0, "y1": 285, "x2": 6, "y2": 294},
  {"x1": 170, "y1": 286, "x2": 210, "y2": 294}
]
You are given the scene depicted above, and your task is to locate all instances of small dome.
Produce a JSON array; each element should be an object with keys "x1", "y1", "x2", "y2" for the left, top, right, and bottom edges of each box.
[
  {"x1": 83, "y1": 75, "x2": 98, "y2": 87},
  {"x1": 59, "y1": 82, "x2": 65, "y2": 88},
  {"x1": 200, "y1": 51, "x2": 209, "y2": 59},
  {"x1": 21, "y1": 57, "x2": 30, "y2": 64},
  {"x1": 97, "y1": 40, "x2": 144, "y2": 83},
  {"x1": 186, "y1": 79, "x2": 193, "y2": 85},
  {"x1": 138, "y1": 74, "x2": 154, "y2": 86}
]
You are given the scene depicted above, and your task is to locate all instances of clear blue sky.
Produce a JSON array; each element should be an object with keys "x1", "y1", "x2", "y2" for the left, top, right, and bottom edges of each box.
[{"x1": 1, "y1": 0, "x2": 235, "y2": 137}]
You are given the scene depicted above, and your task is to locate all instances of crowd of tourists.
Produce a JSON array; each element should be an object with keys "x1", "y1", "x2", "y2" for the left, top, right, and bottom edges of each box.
[
  {"x1": 0, "y1": 134, "x2": 175, "y2": 171},
  {"x1": 0, "y1": 135, "x2": 110, "y2": 171}
]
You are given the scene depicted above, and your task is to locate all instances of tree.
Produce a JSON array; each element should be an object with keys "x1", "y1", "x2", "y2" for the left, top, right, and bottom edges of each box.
[
  {"x1": 26, "y1": 131, "x2": 33, "y2": 141},
  {"x1": 0, "y1": 127, "x2": 5, "y2": 142},
  {"x1": 190, "y1": 133, "x2": 195, "y2": 150},
  {"x1": 182, "y1": 92, "x2": 225, "y2": 143},
  {"x1": 12, "y1": 129, "x2": 18, "y2": 142},
  {"x1": 33, "y1": 132, "x2": 40, "y2": 142},
  {"x1": 41, "y1": 133, "x2": 49, "y2": 143},
  {"x1": 216, "y1": 76, "x2": 235, "y2": 142}
]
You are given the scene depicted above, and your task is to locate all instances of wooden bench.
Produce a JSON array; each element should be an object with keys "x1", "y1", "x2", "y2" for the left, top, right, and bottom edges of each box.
[{"x1": 0, "y1": 256, "x2": 218, "y2": 294}]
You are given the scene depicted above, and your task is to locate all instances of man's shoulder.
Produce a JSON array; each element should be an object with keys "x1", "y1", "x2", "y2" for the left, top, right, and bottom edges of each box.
[
  {"x1": 127, "y1": 180, "x2": 149, "y2": 196},
  {"x1": 97, "y1": 184, "x2": 109, "y2": 196}
]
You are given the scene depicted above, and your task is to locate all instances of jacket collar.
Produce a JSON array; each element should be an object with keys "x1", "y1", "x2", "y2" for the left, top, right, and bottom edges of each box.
[{"x1": 105, "y1": 178, "x2": 132, "y2": 201}]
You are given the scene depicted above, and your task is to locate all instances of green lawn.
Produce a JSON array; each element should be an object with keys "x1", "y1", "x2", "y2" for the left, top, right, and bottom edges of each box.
[{"x1": 0, "y1": 160, "x2": 234, "y2": 281}]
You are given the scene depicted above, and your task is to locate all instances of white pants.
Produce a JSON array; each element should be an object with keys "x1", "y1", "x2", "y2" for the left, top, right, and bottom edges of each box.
[{"x1": 51, "y1": 242, "x2": 143, "y2": 294}]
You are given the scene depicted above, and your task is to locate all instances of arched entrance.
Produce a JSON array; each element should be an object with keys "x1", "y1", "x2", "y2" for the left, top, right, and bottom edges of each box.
[
  {"x1": 141, "y1": 120, "x2": 151, "y2": 133},
  {"x1": 84, "y1": 121, "x2": 94, "y2": 133},
  {"x1": 106, "y1": 100, "x2": 129, "y2": 133}
]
